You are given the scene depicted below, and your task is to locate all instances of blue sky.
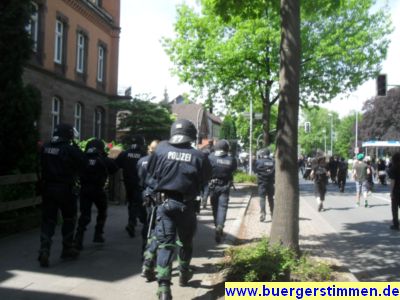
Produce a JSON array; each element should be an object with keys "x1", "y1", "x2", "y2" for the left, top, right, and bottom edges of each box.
[{"x1": 118, "y1": 0, "x2": 400, "y2": 116}]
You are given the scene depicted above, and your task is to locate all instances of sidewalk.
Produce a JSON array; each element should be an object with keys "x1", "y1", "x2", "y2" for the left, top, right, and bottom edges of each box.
[{"x1": 0, "y1": 184, "x2": 252, "y2": 300}]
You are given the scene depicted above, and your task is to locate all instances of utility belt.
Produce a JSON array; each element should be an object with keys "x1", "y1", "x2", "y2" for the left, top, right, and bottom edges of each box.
[
  {"x1": 209, "y1": 178, "x2": 230, "y2": 189},
  {"x1": 162, "y1": 191, "x2": 195, "y2": 203}
]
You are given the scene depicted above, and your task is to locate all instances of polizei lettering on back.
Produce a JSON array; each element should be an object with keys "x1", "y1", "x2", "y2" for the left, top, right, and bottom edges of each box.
[
  {"x1": 128, "y1": 153, "x2": 142, "y2": 159},
  {"x1": 217, "y1": 159, "x2": 232, "y2": 166},
  {"x1": 167, "y1": 151, "x2": 192, "y2": 162},
  {"x1": 44, "y1": 147, "x2": 60, "y2": 155}
]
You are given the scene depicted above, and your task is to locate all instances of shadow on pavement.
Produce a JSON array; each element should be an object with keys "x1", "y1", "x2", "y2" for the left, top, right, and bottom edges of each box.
[{"x1": 0, "y1": 287, "x2": 90, "y2": 300}]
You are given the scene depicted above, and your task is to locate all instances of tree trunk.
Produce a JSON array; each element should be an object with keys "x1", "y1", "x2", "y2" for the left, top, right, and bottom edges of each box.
[{"x1": 270, "y1": 0, "x2": 301, "y2": 254}]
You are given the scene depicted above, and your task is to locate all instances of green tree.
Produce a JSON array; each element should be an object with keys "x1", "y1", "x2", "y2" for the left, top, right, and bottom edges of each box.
[
  {"x1": 0, "y1": 0, "x2": 41, "y2": 175},
  {"x1": 110, "y1": 95, "x2": 174, "y2": 146},
  {"x1": 163, "y1": 0, "x2": 392, "y2": 146},
  {"x1": 335, "y1": 113, "x2": 358, "y2": 159},
  {"x1": 219, "y1": 114, "x2": 236, "y2": 140}
]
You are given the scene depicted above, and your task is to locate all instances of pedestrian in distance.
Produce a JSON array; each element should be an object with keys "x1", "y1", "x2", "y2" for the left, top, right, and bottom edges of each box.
[
  {"x1": 146, "y1": 119, "x2": 211, "y2": 300},
  {"x1": 377, "y1": 158, "x2": 387, "y2": 185},
  {"x1": 303, "y1": 157, "x2": 313, "y2": 180},
  {"x1": 37, "y1": 124, "x2": 87, "y2": 267},
  {"x1": 310, "y1": 152, "x2": 329, "y2": 212},
  {"x1": 115, "y1": 135, "x2": 147, "y2": 238},
  {"x1": 336, "y1": 157, "x2": 348, "y2": 193},
  {"x1": 255, "y1": 148, "x2": 275, "y2": 222},
  {"x1": 387, "y1": 152, "x2": 400, "y2": 231},
  {"x1": 74, "y1": 139, "x2": 119, "y2": 251},
  {"x1": 137, "y1": 139, "x2": 160, "y2": 281},
  {"x1": 364, "y1": 156, "x2": 375, "y2": 194},
  {"x1": 208, "y1": 139, "x2": 237, "y2": 242},
  {"x1": 352, "y1": 153, "x2": 370, "y2": 208}
]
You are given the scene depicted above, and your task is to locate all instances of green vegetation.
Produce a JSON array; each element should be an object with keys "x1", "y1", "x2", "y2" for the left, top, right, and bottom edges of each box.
[
  {"x1": 220, "y1": 237, "x2": 332, "y2": 282},
  {"x1": 233, "y1": 171, "x2": 257, "y2": 184}
]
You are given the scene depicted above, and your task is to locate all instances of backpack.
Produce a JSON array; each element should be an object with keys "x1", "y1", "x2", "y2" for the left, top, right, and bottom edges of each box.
[{"x1": 314, "y1": 165, "x2": 327, "y2": 182}]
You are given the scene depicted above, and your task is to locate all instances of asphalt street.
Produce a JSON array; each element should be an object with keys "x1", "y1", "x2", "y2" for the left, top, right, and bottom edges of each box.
[{"x1": 299, "y1": 176, "x2": 400, "y2": 281}]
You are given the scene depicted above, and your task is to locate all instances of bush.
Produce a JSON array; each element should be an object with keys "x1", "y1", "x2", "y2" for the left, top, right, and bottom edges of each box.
[
  {"x1": 234, "y1": 171, "x2": 257, "y2": 184},
  {"x1": 220, "y1": 237, "x2": 333, "y2": 282}
]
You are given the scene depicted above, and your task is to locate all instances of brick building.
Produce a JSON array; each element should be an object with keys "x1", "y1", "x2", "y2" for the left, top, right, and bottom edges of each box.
[{"x1": 23, "y1": 0, "x2": 123, "y2": 141}]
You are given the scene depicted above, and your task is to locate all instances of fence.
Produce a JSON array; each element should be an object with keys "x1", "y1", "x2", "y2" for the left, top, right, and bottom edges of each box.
[{"x1": 0, "y1": 173, "x2": 41, "y2": 213}]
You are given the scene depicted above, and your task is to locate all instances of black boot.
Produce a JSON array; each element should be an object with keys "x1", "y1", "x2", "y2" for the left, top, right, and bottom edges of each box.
[
  {"x1": 125, "y1": 224, "x2": 135, "y2": 238},
  {"x1": 74, "y1": 230, "x2": 84, "y2": 250},
  {"x1": 93, "y1": 231, "x2": 105, "y2": 243},
  {"x1": 179, "y1": 268, "x2": 193, "y2": 286},
  {"x1": 157, "y1": 282, "x2": 172, "y2": 300},
  {"x1": 38, "y1": 250, "x2": 49, "y2": 268},
  {"x1": 215, "y1": 225, "x2": 223, "y2": 243},
  {"x1": 60, "y1": 246, "x2": 80, "y2": 260}
]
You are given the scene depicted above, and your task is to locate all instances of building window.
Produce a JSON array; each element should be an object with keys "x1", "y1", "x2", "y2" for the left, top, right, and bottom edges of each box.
[
  {"x1": 76, "y1": 33, "x2": 86, "y2": 73},
  {"x1": 97, "y1": 46, "x2": 105, "y2": 82},
  {"x1": 26, "y1": 2, "x2": 39, "y2": 52},
  {"x1": 54, "y1": 20, "x2": 64, "y2": 64},
  {"x1": 51, "y1": 97, "x2": 61, "y2": 135},
  {"x1": 74, "y1": 102, "x2": 82, "y2": 140},
  {"x1": 93, "y1": 107, "x2": 104, "y2": 139}
]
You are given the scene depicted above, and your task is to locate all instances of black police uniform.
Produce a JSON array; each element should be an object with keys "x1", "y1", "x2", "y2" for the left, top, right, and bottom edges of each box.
[
  {"x1": 138, "y1": 153, "x2": 160, "y2": 281},
  {"x1": 255, "y1": 150, "x2": 275, "y2": 222},
  {"x1": 208, "y1": 143, "x2": 237, "y2": 242},
  {"x1": 147, "y1": 119, "x2": 211, "y2": 300},
  {"x1": 38, "y1": 124, "x2": 87, "y2": 267},
  {"x1": 116, "y1": 137, "x2": 147, "y2": 237},
  {"x1": 200, "y1": 142, "x2": 214, "y2": 208},
  {"x1": 74, "y1": 139, "x2": 118, "y2": 250}
]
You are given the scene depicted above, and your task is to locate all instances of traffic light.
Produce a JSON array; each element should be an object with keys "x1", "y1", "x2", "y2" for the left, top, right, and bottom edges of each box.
[
  {"x1": 304, "y1": 122, "x2": 311, "y2": 133},
  {"x1": 377, "y1": 74, "x2": 387, "y2": 96}
]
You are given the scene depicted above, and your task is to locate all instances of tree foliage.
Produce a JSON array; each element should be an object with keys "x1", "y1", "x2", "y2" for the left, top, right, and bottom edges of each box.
[
  {"x1": 0, "y1": 0, "x2": 41, "y2": 175},
  {"x1": 360, "y1": 88, "x2": 400, "y2": 142},
  {"x1": 163, "y1": 0, "x2": 392, "y2": 146},
  {"x1": 219, "y1": 114, "x2": 237, "y2": 140},
  {"x1": 110, "y1": 95, "x2": 174, "y2": 146}
]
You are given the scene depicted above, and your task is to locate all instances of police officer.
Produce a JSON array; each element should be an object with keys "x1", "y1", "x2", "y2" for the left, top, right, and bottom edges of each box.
[
  {"x1": 147, "y1": 119, "x2": 211, "y2": 300},
  {"x1": 116, "y1": 135, "x2": 147, "y2": 238},
  {"x1": 255, "y1": 148, "x2": 275, "y2": 222},
  {"x1": 74, "y1": 139, "x2": 118, "y2": 250},
  {"x1": 38, "y1": 124, "x2": 87, "y2": 267},
  {"x1": 208, "y1": 139, "x2": 237, "y2": 242},
  {"x1": 336, "y1": 157, "x2": 348, "y2": 192},
  {"x1": 137, "y1": 140, "x2": 160, "y2": 281}
]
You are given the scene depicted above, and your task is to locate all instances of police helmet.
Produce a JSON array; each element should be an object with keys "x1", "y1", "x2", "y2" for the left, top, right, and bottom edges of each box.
[
  {"x1": 53, "y1": 123, "x2": 74, "y2": 140},
  {"x1": 214, "y1": 139, "x2": 230, "y2": 153},
  {"x1": 131, "y1": 134, "x2": 145, "y2": 146},
  {"x1": 85, "y1": 139, "x2": 105, "y2": 154},
  {"x1": 258, "y1": 148, "x2": 270, "y2": 159},
  {"x1": 169, "y1": 119, "x2": 197, "y2": 145}
]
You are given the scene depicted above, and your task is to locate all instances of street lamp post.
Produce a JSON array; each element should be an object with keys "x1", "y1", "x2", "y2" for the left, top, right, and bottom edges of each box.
[
  {"x1": 323, "y1": 128, "x2": 327, "y2": 154},
  {"x1": 355, "y1": 110, "x2": 358, "y2": 152}
]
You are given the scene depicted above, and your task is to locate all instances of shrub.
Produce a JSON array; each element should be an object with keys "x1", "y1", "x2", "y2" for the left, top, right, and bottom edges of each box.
[
  {"x1": 221, "y1": 237, "x2": 333, "y2": 282},
  {"x1": 234, "y1": 171, "x2": 257, "y2": 184}
]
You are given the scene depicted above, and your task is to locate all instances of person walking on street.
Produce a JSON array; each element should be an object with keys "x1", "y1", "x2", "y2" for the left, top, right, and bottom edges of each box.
[
  {"x1": 74, "y1": 139, "x2": 118, "y2": 250},
  {"x1": 147, "y1": 119, "x2": 211, "y2": 300},
  {"x1": 336, "y1": 157, "x2": 348, "y2": 193},
  {"x1": 200, "y1": 139, "x2": 214, "y2": 209},
  {"x1": 353, "y1": 153, "x2": 370, "y2": 207},
  {"x1": 255, "y1": 148, "x2": 275, "y2": 222},
  {"x1": 377, "y1": 158, "x2": 387, "y2": 185},
  {"x1": 116, "y1": 135, "x2": 147, "y2": 238},
  {"x1": 311, "y1": 153, "x2": 329, "y2": 212},
  {"x1": 208, "y1": 139, "x2": 237, "y2": 242},
  {"x1": 388, "y1": 152, "x2": 400, "y2": 230},
  {"x1": 38, "y1": 124, "x2": 87, "y2": 267}
]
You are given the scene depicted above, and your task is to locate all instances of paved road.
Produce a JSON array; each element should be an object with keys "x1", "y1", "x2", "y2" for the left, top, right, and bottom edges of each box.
[{"x1": 300, "y1": 177, "x2": 400, "y2": 281}]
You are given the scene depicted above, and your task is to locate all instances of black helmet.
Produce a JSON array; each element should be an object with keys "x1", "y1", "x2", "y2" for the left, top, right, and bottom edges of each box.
[
  {"x1": 131, "y1": 134, "x2": 145, "y2": 146},
  {"x1": 169, "y1": 119, "x2": 197, "y2": 145},
  {"x1": 214, "y1": 139, "x2": 230, "y2": 153},
  {"x1": 85, "y1": 139, "x2": 105, "y2": 154},
  {"x1": 53, "y1": 123, "x2": 74, "y2": 140},
  {"x1": 258, "y1": 148, "x2": 270, "y2": 158}
]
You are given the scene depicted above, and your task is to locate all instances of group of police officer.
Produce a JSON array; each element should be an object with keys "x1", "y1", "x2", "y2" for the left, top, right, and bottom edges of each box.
[{"x1": 38, "y1": 119, "x2": 275, "y2": 300}]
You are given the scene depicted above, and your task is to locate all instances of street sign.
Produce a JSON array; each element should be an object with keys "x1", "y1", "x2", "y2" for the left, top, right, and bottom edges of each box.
[
  {"x1": 242, "y1": 112, "x2": 262, "y2": 120},
  {"x1": 354, "y1": 147, "x2": 359, "y2": 154},
  {"x1": 254, "y1": 113, "x2": 262, "y2": 120}
]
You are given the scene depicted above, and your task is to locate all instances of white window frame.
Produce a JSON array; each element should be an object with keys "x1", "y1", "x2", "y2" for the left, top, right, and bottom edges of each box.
[
  {"x1": 74, "y1": 103, "x2": 82, "y2": 140},
  {"x1": 26, "y1": 2, "x2": 39, "y2": 52},
  {"x1": 97, "y1": 46, "x2": 104, "y2": 82},
  {"x1": 93, "y1": 108, "x2": 103, "y2": 139},
  {"x1": 54, "y1": 20, "x2": 63, "y2": 64},
  {"x1": 51, "y1": 97, "x2": 61, "y2": 135},
  {"x1": 76, "y1": 33, "x2": 85, "y2": 73}
]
